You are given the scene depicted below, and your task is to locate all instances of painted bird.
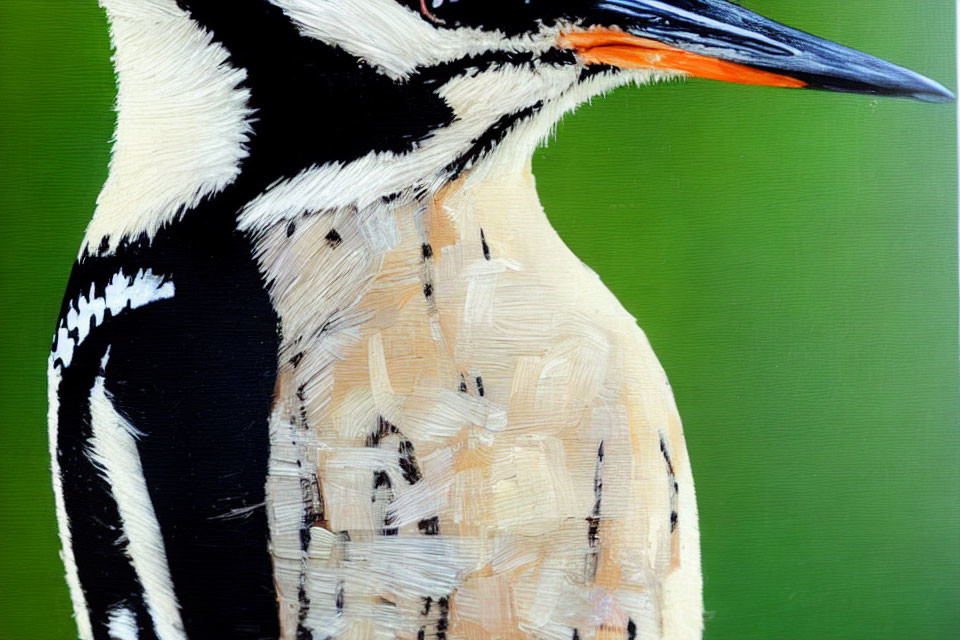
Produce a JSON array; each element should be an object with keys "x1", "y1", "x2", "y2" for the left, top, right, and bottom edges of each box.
[{"x1": 48, "y1": 1, "x2": 952, "y2": 639}]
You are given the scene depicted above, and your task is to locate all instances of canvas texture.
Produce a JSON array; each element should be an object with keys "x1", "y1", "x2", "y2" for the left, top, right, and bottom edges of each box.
[{"x1": 0, "y1": 1, "x2": 957, "y2": 638}]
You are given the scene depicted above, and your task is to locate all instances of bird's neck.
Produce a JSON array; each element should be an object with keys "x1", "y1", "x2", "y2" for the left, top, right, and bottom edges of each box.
[{"x1": 254, "y1": 160, "x2": 565, "y2": 356}]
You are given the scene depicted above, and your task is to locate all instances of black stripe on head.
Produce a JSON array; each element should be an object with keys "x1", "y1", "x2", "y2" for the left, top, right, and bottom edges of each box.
[
  {"x1": 446, "y1": 100, "x2": 545, "y2": 177},
  {"x1": 171, "y1": 1, "x2": 575, "y2": 212},
  {"x1": 176, "y1": 0, "x2": 454, "y2": 192}
]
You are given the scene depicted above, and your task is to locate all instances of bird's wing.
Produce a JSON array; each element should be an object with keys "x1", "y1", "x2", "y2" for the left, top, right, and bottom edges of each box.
[{"x1": 48, "y1": 229, "x2": 281, "y2": 640}]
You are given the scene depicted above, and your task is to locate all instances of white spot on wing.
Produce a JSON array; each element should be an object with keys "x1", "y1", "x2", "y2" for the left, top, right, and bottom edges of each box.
[
  {"x1": 272, "y1": 0, "x2": 554, "y2": 80},
  {"x1": 51, "y1": 269, "x2": 174, "y2": 368},
  {"x1": 107, "y1": 606, "x2": 139, "y2": 640}
]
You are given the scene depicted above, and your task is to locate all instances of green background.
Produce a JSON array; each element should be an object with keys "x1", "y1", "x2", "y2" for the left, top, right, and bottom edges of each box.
[{"x1": 0, "y1": 1, "x2": 956, "y2": 638}]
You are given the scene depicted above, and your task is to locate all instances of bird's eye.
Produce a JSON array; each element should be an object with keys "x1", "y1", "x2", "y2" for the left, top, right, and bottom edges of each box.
[{"x1": 418, "y1": 0, "x2": 444, "y2": 24}]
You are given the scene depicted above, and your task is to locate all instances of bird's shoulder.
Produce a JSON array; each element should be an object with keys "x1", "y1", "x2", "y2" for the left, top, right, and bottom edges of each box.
[
  {"x1": 50, "y1": 223, "x2": 280, "y2": 407},
  {"x1": 47, "y1": 222, "x2": 284, "y2": 637}
]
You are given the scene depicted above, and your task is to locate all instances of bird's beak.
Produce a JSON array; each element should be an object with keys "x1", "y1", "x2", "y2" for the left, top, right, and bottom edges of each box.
[{"x1": 561, "y1": 0, "x2": 954, "y2": 102}]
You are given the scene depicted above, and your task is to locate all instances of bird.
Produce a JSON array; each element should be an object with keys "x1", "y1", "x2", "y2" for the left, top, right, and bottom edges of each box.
[{"x1": 47, "y1": 1, "x2": 952, "y2": 639}]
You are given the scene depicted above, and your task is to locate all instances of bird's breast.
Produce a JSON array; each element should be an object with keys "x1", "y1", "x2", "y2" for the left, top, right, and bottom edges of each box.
[{"x1": 254, "y1": 167, "x2": 702, "y2": 640}]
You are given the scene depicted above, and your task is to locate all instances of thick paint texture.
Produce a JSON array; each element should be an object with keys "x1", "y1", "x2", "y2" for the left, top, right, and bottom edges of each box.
[{"x1": 0, "y1": 1, "x2": 956, "y2": 639}]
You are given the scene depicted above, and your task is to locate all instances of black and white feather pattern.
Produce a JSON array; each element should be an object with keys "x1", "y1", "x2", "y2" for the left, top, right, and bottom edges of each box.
[
  {"x1": 49, "y1": 216, "x2": 281, "y2": 638},
  {"x1": 52, "y1": 1, "x2": 698, "y2": 639}
]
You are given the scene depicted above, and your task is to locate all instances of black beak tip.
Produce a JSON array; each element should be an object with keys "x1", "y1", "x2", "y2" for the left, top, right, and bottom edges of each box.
[
  {"x1": 910, "y1": 81, "x2": 956, "y2": 103},
  {"x1": 894, "y1": 65, "x2": 956, "y2": 102},
  {"x1": 813, "y1": 65, "x2": 956, "y2": 104}
]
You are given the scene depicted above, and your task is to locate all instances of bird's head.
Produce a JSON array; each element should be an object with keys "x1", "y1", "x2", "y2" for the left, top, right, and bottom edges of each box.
[
  {"x1": 382, "y1": 0, "x2": 954, "y2": 103},
  {"x1": 89, "y1": 0, "x2": 954, "y2": 244},
  {"x1": 241, "y1": 0, "x2": 952, "y2": 218}
]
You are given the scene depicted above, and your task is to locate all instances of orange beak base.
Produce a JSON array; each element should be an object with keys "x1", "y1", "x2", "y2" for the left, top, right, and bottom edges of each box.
[{"x1": 560, "y1": 29, "x2": 807, "y2": 89}]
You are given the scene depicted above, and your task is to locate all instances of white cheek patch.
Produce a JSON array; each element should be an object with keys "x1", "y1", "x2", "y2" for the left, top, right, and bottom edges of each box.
[
  {"x1": 51, "y1": 269, "x2": 174, "y2": 369},
  {"x1": 271, "y1": 0, "x2": 444, "y2": 78},
  {"x1": 270, "y1": 0, "x2": 558, "y2": 80}
]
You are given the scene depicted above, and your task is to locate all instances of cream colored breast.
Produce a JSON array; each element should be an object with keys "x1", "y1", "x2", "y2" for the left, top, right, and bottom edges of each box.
[{"x1": 255, "y1": 164, "x2": 702, "y2": 640}]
